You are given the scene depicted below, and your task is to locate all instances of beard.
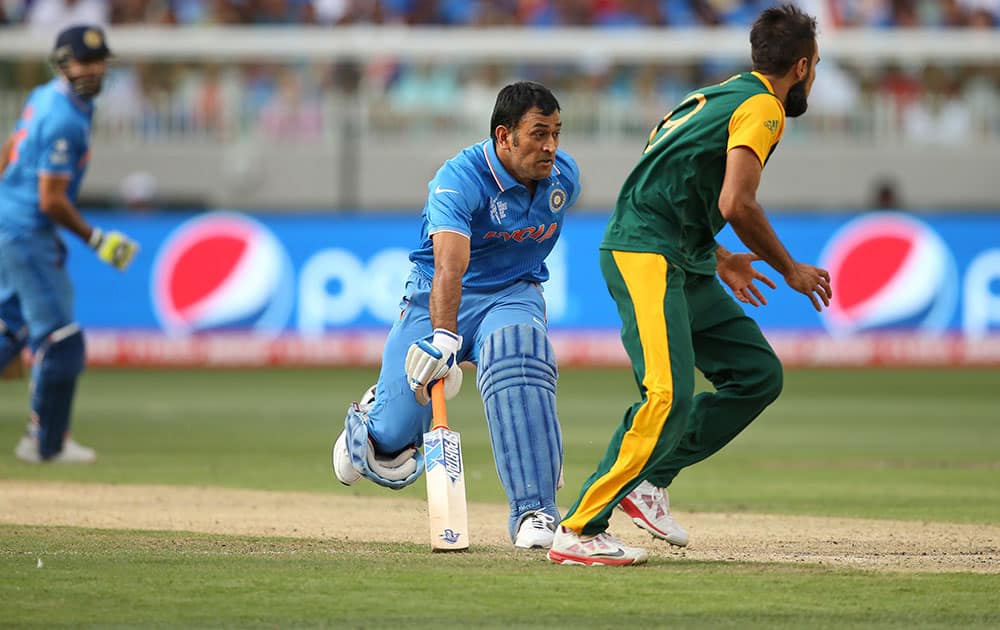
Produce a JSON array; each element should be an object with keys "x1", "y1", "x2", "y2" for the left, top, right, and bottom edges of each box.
[
  {"x1": 784, "y1": 78, "x2": 809, "y2": 118},
  {"x1": 68, "y1": 73, "x2": 104, "y2": 100}
]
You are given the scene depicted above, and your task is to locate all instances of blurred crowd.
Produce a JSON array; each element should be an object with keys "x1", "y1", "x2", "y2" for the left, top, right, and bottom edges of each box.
[
  {"x1": 0, "y1": 0, "x2": 997, "y2": 28},
  {"x1": 0, "y1": 1, "x2": 998, "y2": 150}
]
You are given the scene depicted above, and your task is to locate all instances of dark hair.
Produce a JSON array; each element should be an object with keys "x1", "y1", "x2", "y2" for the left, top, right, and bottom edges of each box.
[
  {"x1": 490, "y1": 81, "x2": 560, "y2": 141},
  {"x1": 750, "y1": 4, "x2": 817, "y2": 76}
]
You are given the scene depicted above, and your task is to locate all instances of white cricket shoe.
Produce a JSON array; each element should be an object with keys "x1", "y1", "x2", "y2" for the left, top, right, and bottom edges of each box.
[
  {"x1": 547, "y1": 526, "x2": 649, "y2": 566},
  {"x1": 331, "y1": 384, "x2": 377, "y2": 486},
  {"x1": 332, "y1": 430, "x2": 361, "y2": 485},
  {"x1": 15, "y1": 433, "x2": 97, "y2": 464},
  {"x1": 57, "y1": 437, "x2": 97, "y2": 464},
  {"x1": 514, "y1": 511, "x2": 557, "y2": 549},
  {"x1": 618, "y1": 480, "x2": 689, "y2": 547},
  {"x1": 14, "y1": 433, "x2": 40, "y2": 463}
]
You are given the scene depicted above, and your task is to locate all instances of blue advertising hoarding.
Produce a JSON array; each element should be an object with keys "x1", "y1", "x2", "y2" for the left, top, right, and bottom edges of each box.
[
  {"x1": 67, "y1": 210, "x2": 1000, "y2": 339},
  {"x1": 35, "y1": 209, "x2": 998, "y2": 367}
]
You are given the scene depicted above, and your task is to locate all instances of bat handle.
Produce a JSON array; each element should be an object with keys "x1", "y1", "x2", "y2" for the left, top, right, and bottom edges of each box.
[{"x1": 430, "y1": 380, "x2": 449, "y2": 431}]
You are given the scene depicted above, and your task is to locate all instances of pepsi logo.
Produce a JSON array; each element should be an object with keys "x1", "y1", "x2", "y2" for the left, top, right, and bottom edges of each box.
[
  {"x1": 819, "y1": 213, "x2": 958, "y2": 335},
  {"x1": 151, "y1": 212, "x2": 294, "y2": 335}
]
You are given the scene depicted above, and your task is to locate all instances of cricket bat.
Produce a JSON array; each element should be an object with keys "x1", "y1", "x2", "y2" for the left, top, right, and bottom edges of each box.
[{"x1": 424, "y1": 380, "x2": 469, "y2": 551}]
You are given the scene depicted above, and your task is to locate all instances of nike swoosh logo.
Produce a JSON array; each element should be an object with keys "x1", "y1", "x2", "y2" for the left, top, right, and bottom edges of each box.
[
  {"x1": 435, "y1": 185, "x2": 460, "y2": 194},
  {"x1": 597, "y1": 549, "x2": 625, "y2": 558}
]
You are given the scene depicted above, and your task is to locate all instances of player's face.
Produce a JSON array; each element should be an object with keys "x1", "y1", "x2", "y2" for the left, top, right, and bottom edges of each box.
[
  {"x1": 501, "y1": 107, "x2": 562, "y2": 185},
  {"x1": 785, "y1": 43, "x2": 819, "y2": 118},
  {"x1": 64, "y1": 58, "x2": 108, "y2": 99}
]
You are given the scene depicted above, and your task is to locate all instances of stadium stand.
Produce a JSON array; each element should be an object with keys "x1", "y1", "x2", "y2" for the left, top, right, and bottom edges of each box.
[{"x1": 1, "y1": 1, "x2": 998, "y2": 209}]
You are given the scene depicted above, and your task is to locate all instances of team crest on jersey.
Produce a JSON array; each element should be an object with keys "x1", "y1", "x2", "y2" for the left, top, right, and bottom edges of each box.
[
  {"x1": 489, "y1": 197, "x2": 508, "y2": 224},
  {"x1": 548, "y1": 187, "x2": 566, "y2": 213}
]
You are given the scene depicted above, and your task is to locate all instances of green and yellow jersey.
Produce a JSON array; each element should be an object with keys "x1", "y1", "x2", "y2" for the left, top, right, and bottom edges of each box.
[{"x1": 601, "y1": 72, "x2": 785, "y2": 275}]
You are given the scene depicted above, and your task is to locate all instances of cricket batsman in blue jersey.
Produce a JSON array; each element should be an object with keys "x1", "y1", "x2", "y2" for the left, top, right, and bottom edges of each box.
[
  {"x1": 333, "y1": 81, "x2": 580, "y2": 549},
  {"x1": 0, "y1": 25, "x2": 138, "y2": 464}
]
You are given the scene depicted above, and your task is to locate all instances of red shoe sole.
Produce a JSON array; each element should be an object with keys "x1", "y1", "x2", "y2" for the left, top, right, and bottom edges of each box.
[{"x1": 546, "y1": 549, "x2": 642, "y2": 566}]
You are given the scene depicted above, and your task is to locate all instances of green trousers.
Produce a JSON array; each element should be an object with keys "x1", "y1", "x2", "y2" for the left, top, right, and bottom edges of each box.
[{"x1": 562, "y1": 250, "x2": 783, "y2": 535}]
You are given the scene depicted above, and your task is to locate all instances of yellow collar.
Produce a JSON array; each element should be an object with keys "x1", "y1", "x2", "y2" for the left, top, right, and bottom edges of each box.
[{"x1": 750, "y1": 71, "x2": 776, "y2": 95}]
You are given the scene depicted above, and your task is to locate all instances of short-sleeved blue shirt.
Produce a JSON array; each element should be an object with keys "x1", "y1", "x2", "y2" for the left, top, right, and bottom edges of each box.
[
  {"x1": 409, "y1": 139, "x2": 581, "y2": 290},
  {"x1": 0, "y1": 79, "x2": 93, "y2": 232}
]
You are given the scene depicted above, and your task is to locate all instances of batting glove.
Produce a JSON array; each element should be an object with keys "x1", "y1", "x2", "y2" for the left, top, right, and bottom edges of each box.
[
  {"x1": 89, "y1": 228, "x2": 139, "y2": 271},
  {"x1": 405, "y1": 328, "x2": 462, "y2": 403}
]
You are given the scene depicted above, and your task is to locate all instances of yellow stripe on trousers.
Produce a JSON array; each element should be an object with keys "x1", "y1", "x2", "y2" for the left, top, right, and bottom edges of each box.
[{"x1": 563, "y1": 250, "x2": 674, "y2": 532}]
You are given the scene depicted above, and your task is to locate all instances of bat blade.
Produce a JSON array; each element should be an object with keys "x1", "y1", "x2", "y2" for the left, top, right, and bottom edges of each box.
[{"x1": 424, "y1": 425, "x2": 469, "y2": 551}]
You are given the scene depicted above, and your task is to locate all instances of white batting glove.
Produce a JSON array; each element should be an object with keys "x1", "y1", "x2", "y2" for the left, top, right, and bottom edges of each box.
[
  {"x1": 89, "y1": 228, "x2": 139, "y2": 271},
  {"x1": 405, "y1": 328, "x2": 462, "y2": 404}
]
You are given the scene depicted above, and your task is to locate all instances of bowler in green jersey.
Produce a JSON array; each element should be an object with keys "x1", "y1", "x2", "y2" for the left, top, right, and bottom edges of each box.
[{"x1": 549, "y1": 4, "x2": 833, "y2": 567}]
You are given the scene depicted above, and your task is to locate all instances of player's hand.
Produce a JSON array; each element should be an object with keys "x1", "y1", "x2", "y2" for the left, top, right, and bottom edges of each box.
[
  {"x1": 405, "y1": 329, "x2": 462, "y2": 403},
  {"x1": 784, "y1": 262, "x2": 832, "y2": 312},
  {"x1": 89, "y1": 228, "x2": 139, "y2": 271},
  {"x1": 717, "y1": 252, "x2": 777, "y2": 307},
  {"x1": 413, "y1": 363, "x2": 463, "y2": 406}
]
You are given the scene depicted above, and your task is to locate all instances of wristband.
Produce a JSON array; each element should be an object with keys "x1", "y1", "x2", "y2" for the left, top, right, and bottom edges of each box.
[
  {"x1": 88, "y1": 228, "x2": 103, "y2": 249},
  {"x1": 431, "y1": 328, "x2": 462, "y2": 355}
]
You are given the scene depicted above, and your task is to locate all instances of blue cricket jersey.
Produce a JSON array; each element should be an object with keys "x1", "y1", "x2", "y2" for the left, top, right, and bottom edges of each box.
[
  {"x1": 409, "y1": 139, "x2": 581, "y2": 290},
  {"x1": 0, "y1": 79, "x2": 93, "y2": 232}
]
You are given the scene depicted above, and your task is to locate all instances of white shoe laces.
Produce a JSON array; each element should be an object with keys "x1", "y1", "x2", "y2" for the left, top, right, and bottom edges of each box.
[
  {"x1": 648, "y1": 485, "x2": 670, "y2": 512},
  {"x1": 591, "y1": 531, "x2": 622, "y2": 546},
  {"x1": 526, "y1": 511, "x2": 556, "y2": 531}
]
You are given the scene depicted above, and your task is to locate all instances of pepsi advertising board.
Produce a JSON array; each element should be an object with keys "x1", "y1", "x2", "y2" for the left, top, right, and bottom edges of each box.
[{"x1": 65, "y1": 210, "x2": 1000, "y2": 367}]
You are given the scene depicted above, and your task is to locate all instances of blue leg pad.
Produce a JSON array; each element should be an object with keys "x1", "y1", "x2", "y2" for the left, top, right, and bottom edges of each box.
[
  {"x1": 345, "y1": 403, "x2": 424, "y2": 490},
  {"x1": 31, "y1": 325, "x2": 85, "y2": 459},
  {"x1": 476, "y1": 324, "x2": 562, "y2": 541}
]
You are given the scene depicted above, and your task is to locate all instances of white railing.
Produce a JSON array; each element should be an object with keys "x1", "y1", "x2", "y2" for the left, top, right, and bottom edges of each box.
[
  {"x1": 1, "y1": 84, "x2": 996, "y2": 147},
  {"x1": 2, "y1": 26, "x2": 998, "y2": 209},
  {"x1": 2, "y1": 26, "x2": 1000, "y2": 64}
]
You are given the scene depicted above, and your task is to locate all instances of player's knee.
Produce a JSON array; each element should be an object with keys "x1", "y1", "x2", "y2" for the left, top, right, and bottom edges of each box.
[
  {"x1": 477, "y1": 324, "x2": 557, "y2": 396},
  {"x1": 343, "y1": 402, "x2": 422, "y2": 490},
  {"x1": 752, "y1": 352, "x2": 784, "y2": 405},
  {"x1": 365, "y1": 401, "x2": 421, "y2": 455},
  {"x1": 371, "y1": 422, "x2": 421, "y2": 455},
  {"x1": 646, "y1": 385, "x2": 685, "y2": 406},
  {"x1": 35, "y1": 324, "x2": 85, "y2": 383},
  {"x1": 646, "y1": 383, "x2": 693, "y2": 418},
  {"x1": 363, "y1": 377, "x2": 429, "y2": 454}
]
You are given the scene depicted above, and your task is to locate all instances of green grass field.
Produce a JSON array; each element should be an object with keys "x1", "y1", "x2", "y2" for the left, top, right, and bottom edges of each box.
[{"x1": 2, "y1": 367, "x2": 999, "y2": 627}]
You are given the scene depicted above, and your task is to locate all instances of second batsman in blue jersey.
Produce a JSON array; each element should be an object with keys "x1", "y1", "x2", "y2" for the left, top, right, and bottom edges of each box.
[
  {"x1": 332, "y1": 82, "x2": 581, "y2": 549},
  {"x1": 1, "y1": 25, "x2": 139, "y2": 464}
]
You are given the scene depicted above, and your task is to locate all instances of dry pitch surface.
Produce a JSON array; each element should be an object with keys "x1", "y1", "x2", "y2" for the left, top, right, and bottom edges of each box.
[{"x1": 2, "y1": 480, "x2": 997, "y2": 573}]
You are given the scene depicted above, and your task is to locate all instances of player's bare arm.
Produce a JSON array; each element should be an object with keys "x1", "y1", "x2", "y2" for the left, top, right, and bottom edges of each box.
[
  {"x1": 404, "y1": 230, "x2": 469, "y2": 401},
  {"x1": 39, "y1": 173, "x2": 139, "y2": 271},
  {"x1": 429, "y1": 231, "x2": 471, "y2": 333},
  {"x1": 38, "y1": 173, "x2": 93, "y2": 241},
  {"x1": 718, "y1": 146, "x2": 831, "y2": 311},
  {"x1": 0, "y1": 133, "x2": 14, "y2": 175},
  {"x1": 716, "y1": 244, "x2": 777, "y2": 307}
]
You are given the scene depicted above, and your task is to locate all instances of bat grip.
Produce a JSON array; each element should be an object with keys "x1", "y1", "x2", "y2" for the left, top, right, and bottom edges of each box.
[{"x1": 430, "y1": 380, "x2": 449, "y2": 431}]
